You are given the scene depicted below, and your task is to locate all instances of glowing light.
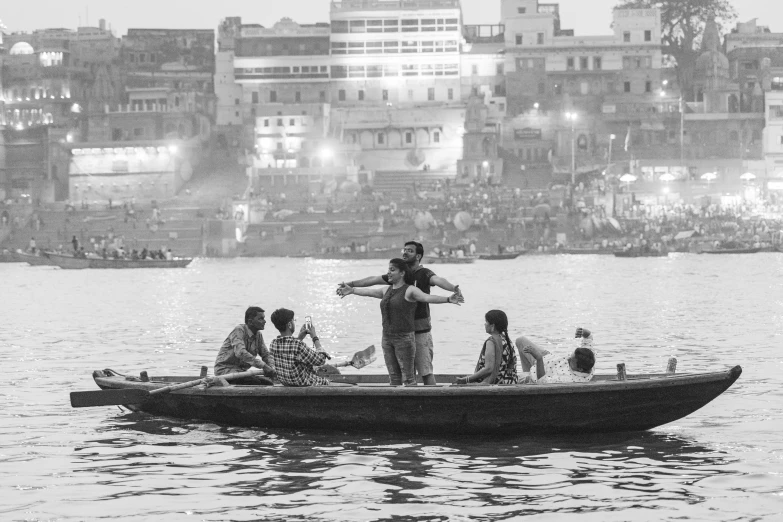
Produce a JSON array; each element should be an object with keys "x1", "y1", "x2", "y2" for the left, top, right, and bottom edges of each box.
[
  {"x1": 168, "y1": 145, "x2": 178, "y2": 154},
  {"x1": 319, "y1": 148, "x2": 333, "y2": 160},
  {"x1": 565, "y1": 112, "x2": 578, "y2": 121},
  {"x1": 610, "y1": 134, "x2": 616, "y2": 140},
  {"x1": 533, "y1": 102, "x2": 540, "y2": 109},
  {"x1": 662, "y1": 186, "x2": 670, "y2": 194}
]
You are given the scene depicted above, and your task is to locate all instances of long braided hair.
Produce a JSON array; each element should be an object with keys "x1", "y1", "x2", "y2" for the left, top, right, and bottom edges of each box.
[{"x1": 485, "y1": 309, "x2": 515, "y2": 368}]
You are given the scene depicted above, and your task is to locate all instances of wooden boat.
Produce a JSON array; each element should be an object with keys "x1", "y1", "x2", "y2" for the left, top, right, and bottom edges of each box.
[
  {"x1": 308, "y1": 248, "x2": 402, "y2": 260},
  {"x1": 613, "y1": 250, "x2": 669, "y2": 258},
  {"x1": 423, "y1": 256, "x2": 476, "y2": 264},
  {"x1": 11, "y1": 250, "x2": 55, "y2": 266},
  {"x1": 48, "y1": 253, "x2": 193, "y2": 269},
  {"x1": 81, "y1": 365, "x2": 741, "y2": 435},
  {"x1": 561, "y1": 248, "x2": 613, "y2": 255},
  {"x1": 478, "y1": 252, "x2": 524, "y2": 260},
  {"x1": 700, "y1": 247, "x2": 760, "y2": 254}
]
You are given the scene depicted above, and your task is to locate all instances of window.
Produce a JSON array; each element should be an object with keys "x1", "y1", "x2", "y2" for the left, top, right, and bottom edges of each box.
[
  {"x1": 623, "y1": 31, "x2": 631, "y2": 43},
  {"x1": 517, "y1": 7, "x2": 526, "y2": 13},
  {"x1": 779, "y1": 136, "x2": 783, "y2": 145},
  {"x1": 252, "y1": 92, "x2": 259, "y2": 104},
  {"x1": 270, "y1": 91, "x2": 277, "y2": 102},
  {"x1": 338, "y1": 89, "x2": 346, "y2": 101},
  {"x1": 263, "y1": 119, "x2": 269, "y2": 127},
  {"x1": 289, "y1": 118, "x2": 295, "y2": 126},
  {"x1": 644, "y1": 30, "x2": 652, "y2": 42},
  {"x1": 594, "y1": 57, "x2": 602, "y2": 70},
  {"x1": 624, "y1": 81, "x2": 631, "y2": 93},
  {"x1": 516, "y1": 34, "x2": 523, "y2": 45},
  {"x1": 496, "y1": 63, "x2": 504, "y2": 75},
  {"x1": 408, "y1": 89, "x2": 414, "y2": 100},
  {"x1": 448, "y1": 88, "x2": 453, "y2": 100},
  {"x1": 537, "y1": 32, "x2": 544, "y2": 45},
  {"x1": 567, "y1": 57, "x2": 574, "y2": 70},
  {"x1": 382, "y1": 89, "x2": 389, "y2": 101},
  {"x1": 277, "y1": 118, "x2": 283, "y2": 126},
  {"x1": 434, "y1": 131, "x2": 440, "y2": 143},
  {"x1": 295, "y1": 91, "x2": 301, "y2": 102},
  {"x1": 405, "y1": 131, "x2": 413, "y2": 144},
  {"x1": 358, "y1": 90, "x2": 365, "y2": 101},
  {"x1": 580, "y1": 57, "x2": 589, "y2": 70},
  {"x1": 472, "y1": 64, "x2": 478, "y2": 75},
  {"x1": 234, "y1": 98, "x2": 240, "y2": 106},
  {"x1": 378, "y1": 133, "x2": 385, "y2": 145},
  {"x1": 428, "y1": 87, "x2": 435, "y2": 101},
  {"x1": 645, "y1": 81, "x2": 652, "y2": 93}
]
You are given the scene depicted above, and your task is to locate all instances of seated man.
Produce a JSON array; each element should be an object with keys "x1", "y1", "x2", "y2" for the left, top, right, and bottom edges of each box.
[
  {"x1": 214, "y1": 306, "x2": 276, "y2": 385},
  {"x1": 516, "y1": 327, "x2": 595, "y2": 384},
  {"x1": 269, "y1": 309, "x2": 351, "y2": 387}
]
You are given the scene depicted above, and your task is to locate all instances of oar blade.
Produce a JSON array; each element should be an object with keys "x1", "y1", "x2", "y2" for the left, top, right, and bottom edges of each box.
[
  {"x1": 350, "y1": 345, "x2": 376, "y2": 369},
  {"x1": 70, "y1": 388, "x2": 149, "y2": 408}
]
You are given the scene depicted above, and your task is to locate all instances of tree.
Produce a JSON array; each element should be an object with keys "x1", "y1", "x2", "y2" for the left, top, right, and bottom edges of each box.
[{"x1": 614, "y1": 0, "x2": 737, "y2": 100}]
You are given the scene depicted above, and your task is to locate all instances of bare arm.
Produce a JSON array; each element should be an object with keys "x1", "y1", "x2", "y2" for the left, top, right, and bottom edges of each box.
[
  {"x1": 340, "y1": 285, "x2": 386, "y2": 300},
  {"x1": 405, "y1": 286, "x2": 463, "y2": 305},
  {"x1": 340, "y1": 275, "x2": 387, "y2": 289},
  {"x1": 429, "y1": 275, "x2": 460, "y2": 293},
  {"x1": 456, "y1": 339, "x2": 496, "y2": 384}
]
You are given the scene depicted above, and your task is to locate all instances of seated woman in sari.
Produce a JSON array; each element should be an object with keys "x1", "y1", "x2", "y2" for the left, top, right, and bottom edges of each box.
[{"x1": 455, "y1": 310, "x2": 518, "y2": 385}]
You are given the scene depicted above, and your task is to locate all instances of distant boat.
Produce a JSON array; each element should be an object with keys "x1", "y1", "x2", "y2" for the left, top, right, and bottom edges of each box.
[
  {"x1": 561, "y1": 248, "x2": 613, "y2": 255},
  {"x1": 11, "y1": 250, "x2": 55, "y2": 266},
  {"x1": 308, "y1": 248, "x2": 402, "y2": 260},
  {"x1": 700, "y1": 247, "x2": 761, "y2": 254},
  {"x1": 613, "y1": 250, "x2": 669, "y2": 258},
  {"x1": 478, "y1": 252, "x2": 524, "y2": 260},
  {"x1": 48, "y1": 253, "x2": 193, "y2": 269},
  {"x1": 423, "y1": 256, "x2": 476, "y2": 264}
]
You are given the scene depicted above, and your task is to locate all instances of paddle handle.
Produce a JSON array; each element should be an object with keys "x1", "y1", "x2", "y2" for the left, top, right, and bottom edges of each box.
[{"x1": 148, "y1": 368, "x2": 263, "y2": 395}]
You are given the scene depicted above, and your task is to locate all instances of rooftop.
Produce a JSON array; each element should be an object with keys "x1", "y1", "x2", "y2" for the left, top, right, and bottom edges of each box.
[{"x1": 331, "y1": 0, "x2": 460, "y2": 12}]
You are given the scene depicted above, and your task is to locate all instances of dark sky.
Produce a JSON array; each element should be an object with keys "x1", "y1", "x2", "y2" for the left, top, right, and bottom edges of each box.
[{"x1": 2, "y1": 0, "x2": 777, "y2": 37}]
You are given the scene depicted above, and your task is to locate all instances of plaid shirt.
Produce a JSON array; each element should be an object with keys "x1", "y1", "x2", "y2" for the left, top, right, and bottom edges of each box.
[
  {"x1": 270, "y1": 335, "x2": 331, "y2": 387},
  {"x1": 214, "y1": 324, "x2": 269, "y2": 376}
]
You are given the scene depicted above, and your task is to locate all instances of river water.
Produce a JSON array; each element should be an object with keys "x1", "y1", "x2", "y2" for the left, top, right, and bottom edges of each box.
[{"x1": 1, "y1": 255, "x2": 781, "y2": 521}]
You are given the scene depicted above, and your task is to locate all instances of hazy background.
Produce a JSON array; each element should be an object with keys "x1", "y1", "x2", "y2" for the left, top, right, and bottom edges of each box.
[{"x1": 1, "y1": 0, "x2": 779, "y2": 37}]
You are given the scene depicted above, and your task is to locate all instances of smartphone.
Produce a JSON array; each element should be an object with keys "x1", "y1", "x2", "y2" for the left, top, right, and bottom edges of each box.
[{"x1": 305, "y1": 316, "x2": 312, "y2": 329}]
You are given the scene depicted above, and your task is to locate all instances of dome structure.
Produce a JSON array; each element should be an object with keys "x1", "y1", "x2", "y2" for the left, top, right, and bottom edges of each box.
[{"x1": 9, "y1": 41, "x2": 34, "y2": 55}]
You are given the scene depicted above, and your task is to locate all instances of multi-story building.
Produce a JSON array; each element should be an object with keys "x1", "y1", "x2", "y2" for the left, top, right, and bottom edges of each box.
[
  {"x1": 764, "y1": 83, "x2": 783, "y2": 189},
  {"x1": 501, "y1": 1, "x2": 666, "y2": 181},
  {"x1": 329, "y1": 0, "x2": 466, "y2": 174},
  {"x1": 0, "y1": 23, "x2": 116, "y2": 201}
]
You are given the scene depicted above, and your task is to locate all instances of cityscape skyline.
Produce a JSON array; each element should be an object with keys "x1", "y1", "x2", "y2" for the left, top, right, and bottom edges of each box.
[{"x1": 2, "y1": 0, "x2": 780, "y2": 37}]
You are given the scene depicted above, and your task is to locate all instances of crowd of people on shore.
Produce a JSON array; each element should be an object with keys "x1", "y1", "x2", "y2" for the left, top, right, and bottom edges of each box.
[{"x1": 215, "y1": 240, "x2": 596, "y2": 388}]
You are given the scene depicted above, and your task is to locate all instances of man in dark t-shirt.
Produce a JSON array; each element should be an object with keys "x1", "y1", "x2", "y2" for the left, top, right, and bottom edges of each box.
[{"x1": 337, "y1": 241, "x2": 462, "y2": 385}]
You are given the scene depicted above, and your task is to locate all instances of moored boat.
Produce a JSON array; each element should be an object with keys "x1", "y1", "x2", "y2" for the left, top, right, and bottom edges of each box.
[
  {"x1": 562, "y1": 248, "x2": 613, "y2": 255},
  {"x1": 81, "y1": 365, "x2": 741, "y2": 435},
  {"x1": 613, "y1": 250, "x2": 669, "y2": 258},
  {"x1": 423, "y1": 256, "x2": 477, "y2": 264},
  {"x1": 700, "y1": 247, "x2": 761, "y2": 254},
  {"x1": 478, "y1": 252, "x2": 524, "y2": 260},
  {"x1": 48, "y1": 253, "x2": 193, "y2": 269},
  {"x1": 11, "y1": 250, "x2": 55, "y2": 266}
]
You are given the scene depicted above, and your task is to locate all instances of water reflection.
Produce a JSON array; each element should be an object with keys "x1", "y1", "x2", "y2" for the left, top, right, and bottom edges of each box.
[{"x1": 68, "y1": 413, "x2": 739, "y2": 520}]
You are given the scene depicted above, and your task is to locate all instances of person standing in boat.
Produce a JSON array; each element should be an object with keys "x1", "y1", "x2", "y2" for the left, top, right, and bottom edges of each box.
[
  {"x1": 336, "y1": 241, "x2": 462, "y2": 385},
  {"x1": 214, "y1": 306, "x2": 276, "y2": 385},
  {"x1": 338, "y1": 258, "x2": 463, "y2": 386},
  {"x1": 268, "y1": 308, "x2": 336, "y2": 387},
  {"x1": 455, "y1": 310, "x2": 518, "y2": 385},
  {"x1": 516, "y1": 327, "x2": 595, "y2": 383}
]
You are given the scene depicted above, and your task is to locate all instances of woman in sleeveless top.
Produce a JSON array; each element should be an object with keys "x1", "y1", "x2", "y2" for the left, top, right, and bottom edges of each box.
[
  {"x1": 455, "y1": 310, "x2": 518, "y2": 385},
  {"x1": 339, "y1": 258, "x2": 464, "y2": 385}
]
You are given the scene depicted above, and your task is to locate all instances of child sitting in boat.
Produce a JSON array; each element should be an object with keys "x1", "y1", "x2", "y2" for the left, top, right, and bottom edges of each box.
[{"x1": 516, "y1": 327, "x2": 595, "y2": 384}]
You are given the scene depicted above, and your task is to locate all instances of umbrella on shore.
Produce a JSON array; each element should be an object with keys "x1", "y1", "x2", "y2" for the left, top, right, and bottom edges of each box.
[{"x1": 453, "y1": 211, "x2": 473, "y2": 232}]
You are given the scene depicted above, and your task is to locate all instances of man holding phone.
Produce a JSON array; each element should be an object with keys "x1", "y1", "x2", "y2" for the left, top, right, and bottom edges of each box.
[{"x1": 269, "y1": 308, "x2": 335, "y2": 386}]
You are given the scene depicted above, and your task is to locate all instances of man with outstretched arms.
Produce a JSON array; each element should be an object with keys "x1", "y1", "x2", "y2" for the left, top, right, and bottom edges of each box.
[{"x1": 337, "y1": 241, "x2": 461, "y2": 385}]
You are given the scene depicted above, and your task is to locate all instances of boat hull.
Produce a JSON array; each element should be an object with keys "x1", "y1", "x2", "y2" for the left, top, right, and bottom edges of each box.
[
  {"x1": 613, "y1": 251, "x2": 669, "y2": 258},
  {"x1": 12, "y1": 251, "x2": 55, "y2": 266},
  {"x1": 423, "y1": 256, "x2": 476, "y2": 264},
  {"x1": 701, "y1": 248, "x2": 760, "y2": 254},
  {"x1": 478, "y1": 252, "x2": 524, "y2": 260},
  {"x1": 48, "y1": 253, "x2": 192, "y2": 269},
  {"x1": 90, "y1": 366, "x2": 741, "y2": 435}
]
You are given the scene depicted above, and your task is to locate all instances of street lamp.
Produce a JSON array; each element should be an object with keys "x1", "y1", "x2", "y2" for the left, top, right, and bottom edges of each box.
[{"x1": 565, "y1": 112, "x2": 578, "y2": 184}]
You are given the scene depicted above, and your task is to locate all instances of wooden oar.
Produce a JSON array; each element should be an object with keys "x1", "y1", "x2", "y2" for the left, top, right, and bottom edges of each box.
[
  {"x1": 332, "y1": 345, "x2": 376, "y2": 369},
  {"x1": 69, "y1": 368, "x2": 264, "y2": 408}
]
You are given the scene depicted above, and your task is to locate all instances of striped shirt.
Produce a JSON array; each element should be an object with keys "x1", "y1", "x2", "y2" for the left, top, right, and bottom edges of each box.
[{"x1": 270, "y1": 335, "x2": 331, "y2": 387}]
